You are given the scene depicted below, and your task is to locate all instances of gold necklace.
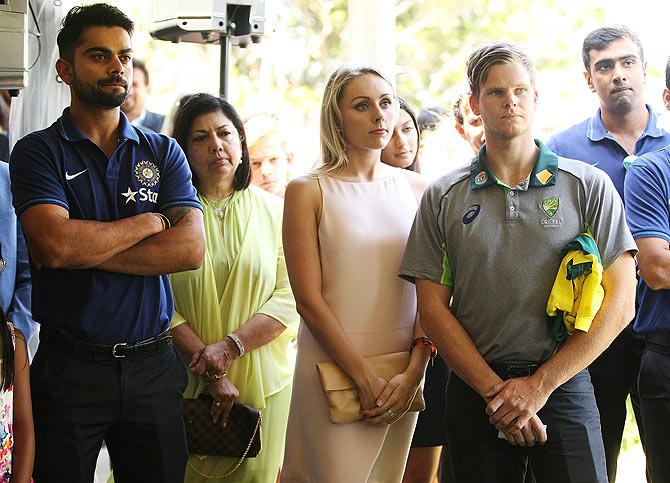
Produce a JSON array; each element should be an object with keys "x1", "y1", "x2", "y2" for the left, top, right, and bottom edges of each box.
[{"x1": 200, "y1": 193, "x2": 234, "y2": 221}]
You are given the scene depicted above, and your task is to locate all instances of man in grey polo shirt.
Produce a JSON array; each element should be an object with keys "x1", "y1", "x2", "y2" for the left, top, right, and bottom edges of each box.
[{"x1": 400, "y1": 42, "x2": 637, "y2": 482}]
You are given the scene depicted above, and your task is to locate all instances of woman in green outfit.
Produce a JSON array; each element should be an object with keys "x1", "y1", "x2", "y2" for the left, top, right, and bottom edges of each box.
[{"x1": 169, "y1": 93, "x2": 299, "y2": 482}]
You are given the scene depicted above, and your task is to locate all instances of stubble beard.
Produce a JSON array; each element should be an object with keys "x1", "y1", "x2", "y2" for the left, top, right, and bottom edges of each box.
[
  {"x1": 609, "y1": 94, "x2": 636, "y2": 115},
  {"x1": 71, "y1": 70, "x2": 129, "y2": 108}
]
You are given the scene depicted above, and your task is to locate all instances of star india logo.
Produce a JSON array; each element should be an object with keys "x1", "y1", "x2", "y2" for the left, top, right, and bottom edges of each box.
[
  {"x1": 121, "y1": 187, "x2": 138, "y2": 204},
  {"x1": 134, "y1": 160, "x2": 160, "y2": 187}
]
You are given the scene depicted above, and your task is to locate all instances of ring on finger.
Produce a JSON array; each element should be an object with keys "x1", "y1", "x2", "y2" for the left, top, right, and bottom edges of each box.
[
  {"x1": 215, "y1": 401, "x2": 222, "y2": 407},
  {"x1": 387, "y1": 408, "x2": 394, "y2": 416}
]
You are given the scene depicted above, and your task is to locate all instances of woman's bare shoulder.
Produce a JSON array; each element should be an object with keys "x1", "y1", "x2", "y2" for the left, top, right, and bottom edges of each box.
[{"x1": 402, "y1": 169, "x2": 428, "y2": 201}]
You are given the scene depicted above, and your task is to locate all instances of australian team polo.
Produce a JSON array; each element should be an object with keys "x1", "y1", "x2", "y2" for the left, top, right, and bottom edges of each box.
[
  {"x1": 399, "y1": 140, "x2": 636, "y2": 363},
  {"x1": 9, "y1": 108, "x2": 202, "y2": 344}
]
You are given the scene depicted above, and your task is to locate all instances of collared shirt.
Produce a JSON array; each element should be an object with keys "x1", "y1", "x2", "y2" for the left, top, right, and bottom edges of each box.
[
  {"x1": 9, "y1": 108, "x2": 202, "y2": 344},
  {"x1": 132, "y1": 109, "x2": 148, "y2": 127},
  {"x1": 400, "y1": 140, "x2": 636, "y2": 363},
  {"x1": 624, "y1": 146, "x2": 670, "y2": 333},
  {"x1": 132, "y1": 110, "x2": 165, "y2": 134},
  {"x1": 547, "y1": 105, "x2": 670, "y2": 201}
]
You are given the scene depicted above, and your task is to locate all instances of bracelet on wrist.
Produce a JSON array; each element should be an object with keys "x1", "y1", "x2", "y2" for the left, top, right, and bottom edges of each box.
[
  {"x1": 226, "y1": 332, "x2": 245, "y2": 358},
  {"x1": 410, "y1": 336, "x2": 437, "y2": 362},
  {"x1": 202, "y1": 371, "x2": 227, "y2": 383},
  {"x1": 154, "y1": 212, "x2": 171, "y2": 231}
]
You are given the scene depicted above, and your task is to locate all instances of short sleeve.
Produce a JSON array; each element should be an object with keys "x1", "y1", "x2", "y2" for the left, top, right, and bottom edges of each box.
[
  {"x1": 10, "y1": 133, "x2": 69, "y2": 216},
  {"x1": 583, "y1": 167, "x2": 637, "y2": 268},
  {"x1": 624, "y1": 155, "x2": 670, "y2": 244},
  {"x1": 155, "y1": 137, "x2": 202, "y2": 213},
  {"x1": 399, "y1": 182, "x2": 452, "y2": 286}
]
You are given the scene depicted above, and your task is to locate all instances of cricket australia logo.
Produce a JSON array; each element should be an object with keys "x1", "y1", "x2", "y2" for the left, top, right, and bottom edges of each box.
[
  {"x1": 134, "y1": 160, "x2": 160, "y2": 187},
  {"x1": 541, "y1": 196, "x2": 559, "y2": 218}
]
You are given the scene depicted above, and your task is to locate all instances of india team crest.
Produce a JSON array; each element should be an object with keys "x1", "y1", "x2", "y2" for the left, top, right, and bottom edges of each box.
[
  {"x1": 134, "y1": 160, "x2": 160, "y2": 187},
  {"x1": 541, "y1": 196, "x2": 559, "y2": 218}
]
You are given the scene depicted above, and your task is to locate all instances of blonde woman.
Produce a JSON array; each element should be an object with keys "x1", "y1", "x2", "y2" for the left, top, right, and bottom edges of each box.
[{"x1": 281, "y1": 66, "x2": 432, "y2": 482}]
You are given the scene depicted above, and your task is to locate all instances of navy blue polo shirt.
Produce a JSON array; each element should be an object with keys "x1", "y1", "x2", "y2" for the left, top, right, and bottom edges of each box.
[
  {"x1": 624, "y1": 146, "x2": 670, "y2": 334},
  {"x1": 547, "y1": 105, "x2": 670, "y2": 201},
  {"x1": 9, "y1": 108, "x2": 202, "y2": 344}
]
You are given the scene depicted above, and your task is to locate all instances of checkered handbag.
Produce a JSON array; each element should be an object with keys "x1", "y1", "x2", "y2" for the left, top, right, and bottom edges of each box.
[{"x1": 182, "y1": 394, "x2": 261, "y2": 458}]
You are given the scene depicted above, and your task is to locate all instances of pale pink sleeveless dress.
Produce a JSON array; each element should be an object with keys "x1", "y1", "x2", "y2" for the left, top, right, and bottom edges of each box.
[{"x1": 282, "y1": 167, "x2": 420, "y2": 483}]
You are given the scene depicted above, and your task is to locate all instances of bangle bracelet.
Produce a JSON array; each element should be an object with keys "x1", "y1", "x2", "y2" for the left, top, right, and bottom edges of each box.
[
  {"x1": 411, "y1": 337, "x2": 437, "y2": 359},
  {"x1": 152, "y1": 213, "x2": 165, "y2": 231},
  {"x1": 154, "y1": 212, "x2": 171, "y2": 230},
  {"x1": 226, "y1": 333, "x2": 245, "y2": 357}
]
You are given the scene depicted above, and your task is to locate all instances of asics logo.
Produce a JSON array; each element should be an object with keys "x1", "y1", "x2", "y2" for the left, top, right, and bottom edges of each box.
[
  {"x1": 65, "y1": 169, "x2": 87, "y2": 181},
  {"x1": 462, "y1": 204, "x2": 481, "y2": 225}
]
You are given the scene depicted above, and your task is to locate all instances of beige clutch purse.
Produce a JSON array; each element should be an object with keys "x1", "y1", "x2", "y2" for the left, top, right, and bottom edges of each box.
[{"x1": 316, "y1": 351, "x2": 425, "y2": 424}]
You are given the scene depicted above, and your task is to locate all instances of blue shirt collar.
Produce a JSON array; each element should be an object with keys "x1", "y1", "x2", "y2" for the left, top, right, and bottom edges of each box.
[
  {"x1": 56, "y1": 108, "x2": 140, "y2": 145},
  {"x1": 587, "y1": 104, "x2": 665, "y2": 142}
]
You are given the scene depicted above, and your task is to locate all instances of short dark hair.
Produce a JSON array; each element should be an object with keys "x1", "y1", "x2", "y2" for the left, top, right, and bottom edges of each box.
[
  {"x1": 417, "y1": 106, "x2": 448, "y2": 133},
  {"x1": 172, "y1": 93, "x2": 251, "y2": 192},
  {"x1": 582, "y1": 26, "x2": 644, "y2": 72},
  {"x1": 467, "y1": 42, "x2": 535, "y2": 99},
  {"x1": 132, "y1": 59, "x2": 150, "y2": 86},
  {"x1": 452, "y1": 93, "x2": 472, "y2": 126},
  {"x1": 398, "y1": 97, "x2": 420, "y2": 173},
  {"x1": 57, "y1": 3, "x2": 134, "y2": 63},
  {"x1": 666, "y1": 57, "x2": 670, "y2": 90}
]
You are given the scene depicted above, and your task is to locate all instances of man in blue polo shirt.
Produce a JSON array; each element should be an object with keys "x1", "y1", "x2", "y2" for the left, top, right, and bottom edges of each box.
[
  {"x1": 625, "y1": 146, "x2": 670, "y2": 483},
  {"x1": 9, "y1": 4, "x2": 205, "y2": 482},
  {"x1": 546, "y1": 25, "x2": 670, "y2": 482}
]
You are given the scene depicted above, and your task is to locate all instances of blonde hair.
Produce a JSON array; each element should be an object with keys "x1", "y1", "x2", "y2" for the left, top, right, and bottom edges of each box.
[
  {"x1": 314, "y1": 64, "x2": 395, "y2": 177},
  {"x1": 467, "y1": 41, "x2": 536, "y2": 99}
]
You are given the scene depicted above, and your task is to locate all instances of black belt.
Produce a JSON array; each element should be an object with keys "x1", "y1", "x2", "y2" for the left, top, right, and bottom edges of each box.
[
  {"x1": 490, "y1": 361, "x2": 541, "y2": 380},
  {"x1": 41, "y1": 329, "x2": 173, "y2": 359},
  {"x1": 644, "y1": 332, "x2": 670, "y2": 348}
]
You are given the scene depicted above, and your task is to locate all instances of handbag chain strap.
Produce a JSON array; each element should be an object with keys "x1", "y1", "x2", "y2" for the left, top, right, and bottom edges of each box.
[{"x1": 187, "y1": 413, "x2": 261, "y2": 480}]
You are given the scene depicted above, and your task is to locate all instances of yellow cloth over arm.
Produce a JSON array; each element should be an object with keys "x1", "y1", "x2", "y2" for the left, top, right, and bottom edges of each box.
[{"x1": 546, "y1": 232, "x2": 604, "y2": 336}]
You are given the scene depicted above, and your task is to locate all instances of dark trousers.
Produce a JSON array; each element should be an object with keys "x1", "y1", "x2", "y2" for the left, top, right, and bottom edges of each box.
[
  {"x1": 638, "y1": 343, "x2": 670, "y2": 483},
  {"x1": 588, "y1": 325, "x2": 646, "y2": 482},
  {"x1": 445, "y1": 370, "x2": 607, "y2": 483},
  {"x1": 31, "y1": 338, "x2": 189, "y2": 483}
]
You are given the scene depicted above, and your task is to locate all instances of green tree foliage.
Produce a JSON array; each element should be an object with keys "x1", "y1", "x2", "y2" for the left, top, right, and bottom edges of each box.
[
  {"x1": 394, "y1": 0, "x2": 605, "y2": 108},
  {"x1": 228, "y1": 0, "x2": 605, "y2": 117}
]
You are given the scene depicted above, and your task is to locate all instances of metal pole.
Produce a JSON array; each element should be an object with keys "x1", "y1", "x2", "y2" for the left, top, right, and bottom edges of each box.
[{"x1": 219, "y1": 34, "x2": 230, "y2": 99}]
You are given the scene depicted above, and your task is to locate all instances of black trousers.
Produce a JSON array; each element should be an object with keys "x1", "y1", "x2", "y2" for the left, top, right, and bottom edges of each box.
[
  {"x1": 638, "y1": 343, "x2": 670, "y2": 483},
  {"x1": 588, "y1": 324, "x2": 646, "y2": 482},
  {"x1": 445, "y1": 370, "x2": 607, "y2": 483},
  {"x1": 31, "y1": 338, "x2": 189, "y2": 483}
]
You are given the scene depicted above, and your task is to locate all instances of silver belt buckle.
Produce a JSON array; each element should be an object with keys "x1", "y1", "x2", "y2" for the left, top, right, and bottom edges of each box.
[{"x1": 112, "y1": 342, "x2": 128, "y2": 358}]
